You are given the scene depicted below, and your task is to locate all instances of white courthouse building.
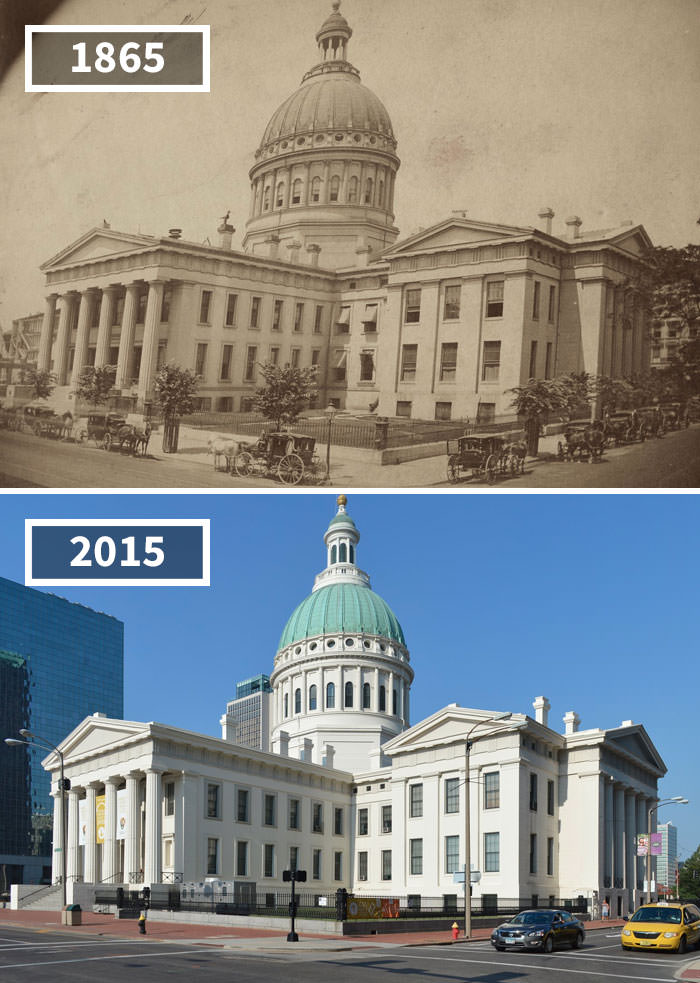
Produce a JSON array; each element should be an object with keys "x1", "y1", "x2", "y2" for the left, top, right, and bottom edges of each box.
[
  {"x1": 42, "y1": 497, "x2": 665, "y2": 919},
  {"x1": 31, "y1": 2, "x2": 652, "y2": 424}
]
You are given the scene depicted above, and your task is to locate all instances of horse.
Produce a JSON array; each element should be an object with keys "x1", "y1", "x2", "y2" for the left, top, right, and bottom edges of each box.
[
  {"x1": 207, "y1": 435, "x2": 240, "y2": 471},
  {"x1": 503, "y1": 440, "x2": 527, "y2": 475}
]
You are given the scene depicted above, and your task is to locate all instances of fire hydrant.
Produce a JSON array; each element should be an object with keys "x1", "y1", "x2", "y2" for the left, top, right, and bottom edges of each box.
[
  {"x1": 451, "y1": 922, "x2": 459, "y2": 941},
  {"x1": 138, "y1": 911, "x2": 147, "y2": 935}
]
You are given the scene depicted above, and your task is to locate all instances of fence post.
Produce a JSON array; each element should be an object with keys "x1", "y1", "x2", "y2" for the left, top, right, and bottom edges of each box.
[
  {"x1": 374, "y1": 418, "x2": 388, "y2": 450},
  {"x1": 336, "y1": 887, "x2": 348, "y2": 921}
]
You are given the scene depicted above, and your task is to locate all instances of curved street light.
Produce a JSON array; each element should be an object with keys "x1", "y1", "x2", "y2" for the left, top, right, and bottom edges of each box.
[
  {"x1": 4, "y1": 730, "x2": 66, "y2": 908},
  {"x1": 646, "y1": 796, "x2": 688, "y2": 901}
]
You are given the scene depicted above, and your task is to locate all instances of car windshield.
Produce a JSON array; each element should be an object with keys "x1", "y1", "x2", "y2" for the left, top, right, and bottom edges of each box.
[
  {"x1": 510, "y1": 911, "x2": 551, "y2": 925},
  {"x1": 631, "y1": 907, "x2": 682, "y2": 925}
]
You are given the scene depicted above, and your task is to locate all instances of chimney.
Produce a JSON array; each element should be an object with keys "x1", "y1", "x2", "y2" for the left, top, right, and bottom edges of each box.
[
  {"x1": 168, "y1": 228, "x2": 182, "y2": 239},
  {"x1": 286, "y1": 239, "x2": 302, "y2": 264},
  {"x1": 355, "y1": 244, "x2": 372, "y2": 267},
  {"x1": 306, "y1": 243, "x2": 321, "y2": 267},
  {"x1": 565, "y1": 215, "x2": 583, "y2": 239},
  {"x1": 217, "y1": 220, "x2": 235, "y2": 249},
  {"x1": 298, "y1": 737, "x2": 313, "y2": 762},
  {"x1": 538, "y1": 207, "x2": 554, "y2": 235},
  {"x1": 265, "y1": 234, "x2": 280, "y2": 260},
  {"x1": 533, "y1": 695, "x2": 551, "y2": 727},
  {"x1": 322, "y1": 743, "x2": 335, "y2": 768},
  {"x1": 276, "y1": 730, "x2": 289, "y2": 756},
  {"x1": 563, "y1": 711, "x2": 580, "y2": 735},
  {"x1": 621, "y1": 719, "x2": 634, "y2": 727}
]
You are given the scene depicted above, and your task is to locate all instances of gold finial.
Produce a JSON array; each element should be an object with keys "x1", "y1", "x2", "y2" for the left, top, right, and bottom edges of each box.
[{"x1": 336, "y1": 494, "x2": 347, "y2": 507}]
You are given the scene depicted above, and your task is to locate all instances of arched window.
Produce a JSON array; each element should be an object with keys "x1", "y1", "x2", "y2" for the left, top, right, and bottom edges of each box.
[
  {"x1": 292, "y1": 178, "x2": 302, "y2": 205},
  {"x1": 378, "y1": 180, "x2": 384, "y2": 207},
  {"x1": 326, "y1": 681, "x2": 335, "y2": 708},
  {"x1": 348, "y1": 176, "x2": 358, "y2": 202},
  {"x1": 263, "y1": 185, "x2": 271, "y2": 211},
  {"x1": 349, "y1": 544, "x2": 355, "y2": 563},
  {"x1": 309, "y1": 684, "x2": 317, "y2": 710},
  {"x1": 311, "y1": 176, "x2": 321, "y2": 202},
  {"x1": 330, "y1": 175, "x2": 340, "y2": 202},
  {"x1": 344, "y1": 681, "x2": 353, "y2": 708},
  {"x1": 339, "y1": 543, "x2": 347, "y2": 562},
  {"x1": 295, "y1": 688, "x2": 301, "y2": 714},
  {"x1": 362, "y1": 682, "x2": 371, "y2": 709},
  {"x1": 284, "y1": 692, "x2": 289, "y2": 717},
  {"x1": 379, "y1": 685, "x2": 386, "y2": 711},
  {"x1": 276, "y1": 182, "x2": 285, "y2": 208},
  {"x1": 392, "y1": 688, "x2": 398, "y2": 715},
  {"x1": 331, "y1": 544, "x2": 337, "y2": 564},
  {"x1": 364, "y1": 177, "x2": 373, "y2": 204}
]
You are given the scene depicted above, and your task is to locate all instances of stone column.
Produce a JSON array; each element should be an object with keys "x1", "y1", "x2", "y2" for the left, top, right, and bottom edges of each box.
[
  {"x1": 70, "y1": 290, "x2": 95, "y2": 384},
  {"x1": 302, "y1": 670, "x2": 308, "y2": 714},
  {"x1": 51, "y1": 790, "x2": 65, "y2": 885},
  {"x1": 613, "y1": 784, "x2": 625, "y2": 889},
  {"x1": 339, "y1": 666, "x2": 344, "y2": 711},
  {"x1": 319, "y1": 667, "x2": 325, "y2": 711},
  {"x1": 66, "y1": 788, "x2": 81, "y2": 880},
  {"x1": 647, "y1": 797, "x2": 657, "y2": 894},
  {"x1": 124, "y1": 772, "x2": 141, "y2": 882},
  {"x1": 94, "y1": 287, "x2": 117, "y2": 368},
  {"x1": 604, "y1": 779, "x2": 614, "y2": 884},
  {"x1": 115, "y1": 283, "x2": 140, "y2": 389},
  {"x1": 102, "y1": 778, "x2": 119, "y2": 882},
  {"x1": 53, "y1": 293, "x2": 76, "y2": 385},
  {"x1": 322, "y1": 161, "x2": 331, "y2": 204},
  {"x1": 389, "y1": 671, "x2": 395, "y2": 716},
  {"x1": 37, "y1": 294, "x2": 58, "y2": 372},
  {"x1": 625, "y1": 791, "x2": 637, "y2": 911},
  {"x1": 404, "y1": 682, "x2": 410, "y2": 724},
  {"x1": 374, "y1": 667, "x2": 380, "y2": 711},
  {"x1": 144, "y1": 769, "x2": 163, "y2": 884},
  {"x1": 84, "y1": 783, "x2": 98, "y2": 883},
  {"x1": 303, "y1": 164, "x2": 311, "y2": 205},
  {"x1": 136, "y1": 281, "x2": 164, "y2": 407},
  {"x1": 636, "y1": 796, "x2": 646, "y2": 896},
  {"x1": 174, "y1": 773, "x2": 198, "y2": 880}
]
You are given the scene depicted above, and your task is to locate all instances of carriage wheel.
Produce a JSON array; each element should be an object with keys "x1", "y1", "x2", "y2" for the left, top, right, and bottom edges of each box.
[
  {"x1": 303, "y1": 456, "x2": 323, "y2": 486},
  {"x1": 33, "y1": 422, "x2": 43, "y2": 437},
  {"x1": 102, "y1": 432, "x2": 113, "y2": 451},
  {"x1": 639, "y1": 424, "x2": 646, "y2": 442},
  {"x1": 485, "y1": 454, "x2": 498, "y2": 485},
  {"x1": 509, "y1": 454, "x2": 519, "y2": 476},
  {"x1": 234, "y1": 451, "x2": 253, "y2": 477},
  {"x1": 278, "y1": 453, "x2": 304, "y2": 485},
  {"x1": 447, "y1": 455, "x2": 462, "y2": 484},
  {"x1": 78, "y1": 429, "x2": 88, "y2": 444}
]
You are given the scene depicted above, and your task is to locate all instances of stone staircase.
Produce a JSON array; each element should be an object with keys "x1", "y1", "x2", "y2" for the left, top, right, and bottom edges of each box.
[{"x1": 19, "y1": 884, "x2": 64, "y2": 910}]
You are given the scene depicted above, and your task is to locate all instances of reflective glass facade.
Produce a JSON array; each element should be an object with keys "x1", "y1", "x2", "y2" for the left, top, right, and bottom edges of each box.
[{"x1": 0, "y1": 577, "x2": 123, "y2": 883}]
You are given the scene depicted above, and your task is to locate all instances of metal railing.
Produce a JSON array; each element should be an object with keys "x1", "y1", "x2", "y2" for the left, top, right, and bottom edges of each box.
[{"x1": 349, "y1": 894, "x2": 589, "y2": 919}]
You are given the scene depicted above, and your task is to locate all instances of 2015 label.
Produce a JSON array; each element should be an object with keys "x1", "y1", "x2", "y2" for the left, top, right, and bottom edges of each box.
[{"x1": 70, "y1": 535, "x2": 165, "y2": 568}]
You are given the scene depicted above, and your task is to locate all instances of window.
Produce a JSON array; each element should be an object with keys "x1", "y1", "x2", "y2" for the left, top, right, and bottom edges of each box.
[
  {"x1": 199, "y1": 290, "x2": 212, "y2": 324},
  {"x1": 245, "y1": 345, "x2": 257, "y2": 382},
  {"x1": 289, "y1": 846, "x2": 298, "y2": 872},
  {"x1": 264, "y1": 794, "x2": 276, "y2": 827},
  {"x1": 164, "y1": 838, "x2": 173, "y2": 867},
  {"x1": 364, "y1": 177, "x2": 373, "y2": 204},
  {"x1": 548, "y1": 285, "x2": 556, "y2": 322},
  {"x1": 544, "y1": 341, "x2": 553, "y2": 379},
  {"x1": 334, "y1": 349, "x2": 347, "y2": 381},
  {"x1": 393, "y1": 688, "x2": 398, "y2": 715},
  {"x1": 272, "y1": 299, "x2": 283, "y2": 331},
  {"x1": 207, "y1": 784, "x2": 220, "y2": 819},
  {"x1": 484, "y1": 772, "x2": 500, "y2": 809},
  {"x1": 477, "y1": 402, "x2": 495, "y2": 423},
  {"x1": 440, "y1": 342, "x2": 458, "y2": 381},
  {"x1": 289, "y1": 798, "x2": 300, "y2": 830},
  {"x1": 410, "y1": 839, "x2": 423, "y2": 876},
  {"x1": 326, "y1": 682, "x2": 335, "y2": 708},
  {"x1": 404, "y1": 289, "x2": 421, "y2": 323},
  {"x1": 547, "y1": 836, "x2": 554, "y2": 876},
  {"x1": 529, "y1": 774, "x2": 538, "y2": 811},
  {"x1": 294, "y1": 688, "x2": 301, "y2": 714},
  {"x1": 269, "y1": 346, "x2": 280, "y2": 365},
  {"x1": 362, "y1": 681, "x2": 371, "y2": 708},
  {"x1": 400, "y1": 344, "x2": 418, "y2": 381},
  {"x1": 334, "y1": 808, "x2": 343, "y2": 836},
  {"x1": 334, "y1": 851, "x2": 343, "y2": 881},
  {"x1": 263, "y1": 185, "x2": 270, "y2": 210},
  {"x1": 532, "y1": 280, "x2": 541, "y2": 319},
  {"x1": 358, "y1": 851, "x2": 368, "y2": 881},
  {"x1": 444, "y1": 284, "x2": 461, "y2": 319},
  {"x1": 237, "y1": 788, "x2": 250, "y2": 823},
  {"x1": 195, "y1": 343, "x2": 208, "y2": 378},
  {"x1": 275, "y1": 182, "x2": 285, "y2": 207},
  {"x1": 225, "y1": 293, "x2": 237, "y2": 327},
  {"x1": 311, "y1": 348, "x2": 321, "y2": 367},
  {"x1": 290, "y1": 347, "x2": 300, "y2": 369},
  {"x1": 294, "y1": 302, "x2": 304, "y2": 332},
  {"x1": 529, "y1": 340, "x2": 538, "y2": 379},
  {"x1": 220, "y1": 344, "x2": 233, "y2": 381},
  {"x1": 409, "y1": 784, "x2": 423, "y2": 818},
  {"x1": 160, "y1": 287, "x2": 171, "y2": 323},
  {"x1": 314, "y1": 305, "x2": 324, "y2": 333},
  {"x1": 312, "y1": 849, "x2": 321, "y2": 880},
  {"x1": 309, "y1": 684, "x2": 317, "y2": 710},
  {"x1": 530, "y1": 833, "x2": 537, "y2": 874},
  {"x1": 344, "y1": 681, "x2": 353, "y2": 708},
  {"x1": 547, "y1": 780, "x2": 555, "y2": 816},
  {"x1": 264, "y1": 843, "x2": 275, "y2": 877},
  {"x1": 330, "y1": 175, "x2": 340, "y2": 202},
  {"x1": 347, "y1": 175, "x2": 358, "y2": 202},
  {"x1": 377, "y1": 179, "x2": 385, "y2": 206},
  {"x1": 381, "y1": 850, "x2": 392, "y2": 880},
  {"x1": 292, "y1": 178, "x2": 302, "y2": 205},
  {"x1": 382, "y1": 805, "x2": 392, "y2": 833},
  {"x1": 484, "y1": 832, "x2": 500, "y2": 872},
  {"x1": 482, "y1": 341, "x2": 501, "y2": 382},
  {"x1": 311, "y1": 176, "x2": 321, "y2": 202},
  {"x1": 379, "y1": 686, "x2": 386, "y2": 712},
  {"x1": 445, "y1": 835, "x2": 460, "y2": 874},
  {"x1": 313, "y1": 803, "x2": 323, "y2": 833},
  {"x1": 236, "y1": 840, "x2": 248, "y2": 876},
  {"x1": 358, "y1": 808, "x2": 368, "y2": 836},
  {"x1": 136, "y1": 290, "x2": 148, "y2": 324},
  {"x1": 250, "y1": 296, "x2": 261, "y2": 328},
  {"x1": 360, "y1": 349, "x2": 375, "y2": 382},
  {"x1": 336, "y1": 306, "x2": 351, "y2": 332},
  {"x1": 445, "y1": 778, "x2": 459, "y2": 814},
  {"x1": 164, "y1": 781, "x2": 175, "y2": 816},
  {"x1": 206, "y1": 837, "x2": 219, "y2": 875},
  {"x1": 362, "y1": 304, "x2": 378, "y2": 332},
  {"x1": 435, "y1": 401, "x2": 452, "y2": 421},
  {"x1": 486, "y1": 281, "x2": 504, "y2": 317}
]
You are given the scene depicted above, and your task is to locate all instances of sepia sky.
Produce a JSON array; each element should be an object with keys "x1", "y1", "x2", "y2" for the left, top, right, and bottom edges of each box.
[{"x1": 1, "y1": 0, "x2": 699, "y2": 325}]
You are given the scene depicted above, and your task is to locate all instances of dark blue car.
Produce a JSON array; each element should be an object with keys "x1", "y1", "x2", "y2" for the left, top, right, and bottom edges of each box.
[{"x1": 491, "y1": 909, "x2": 585, "y2": 953}]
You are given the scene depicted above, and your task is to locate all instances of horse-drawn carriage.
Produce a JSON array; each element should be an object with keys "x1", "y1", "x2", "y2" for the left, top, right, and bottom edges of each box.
[
  {"x1": 659, "y1": 402, "x2": 689, "y2": 431},
  {"x1": 15, "y1": 403, "x2": 67, "y2": 438},
  {"x1": 603, "y1": 410, "x2": 646, "y2": 446},
  {"x1": 233, "y1": 431, "x2": 323, "y2": 485},
  {"x1": 79, "y1": 412, "x2": 151, "y2": 455},
  {"x1": 637, "y1": 406, "x2": 665, "y2": 438},
  {"x1": 556, "y1": 422, "x2": 606, "y2": 462},
  {"x1": 446, "y1": 433, "x2": 526, "y2": 484}
]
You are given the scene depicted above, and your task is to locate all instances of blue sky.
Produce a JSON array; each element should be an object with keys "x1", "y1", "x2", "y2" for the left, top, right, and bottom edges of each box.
[{"x1": 1, "y1": 491, "x2": 697, "y2": 859}]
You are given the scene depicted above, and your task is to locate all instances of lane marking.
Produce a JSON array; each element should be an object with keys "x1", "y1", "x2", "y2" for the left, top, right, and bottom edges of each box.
[{"x1": 0, "y1": 946, "x2": 204, "y2": 971}]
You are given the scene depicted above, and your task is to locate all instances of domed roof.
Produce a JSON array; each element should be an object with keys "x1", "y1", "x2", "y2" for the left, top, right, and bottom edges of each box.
[{"x1": 279, "y1": 582, "x2": 406, "y2": 649}]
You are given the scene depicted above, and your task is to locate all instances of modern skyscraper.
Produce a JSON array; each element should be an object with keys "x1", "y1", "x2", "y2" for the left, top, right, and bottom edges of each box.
[
  {"x1": 657, "y1": 822, "x2": 678, "y2": 894},
  {"x1": 220, "y1": 674, "x2": 272, "y2": 750},
  {"x1": 0, "y1": 577, "x2": 123, "y2": 885}
]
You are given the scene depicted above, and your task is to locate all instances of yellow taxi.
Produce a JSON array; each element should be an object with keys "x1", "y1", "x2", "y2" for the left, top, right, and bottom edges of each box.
[{"x1": 621, "y1": 901, "x2": 700, "y2": 953}]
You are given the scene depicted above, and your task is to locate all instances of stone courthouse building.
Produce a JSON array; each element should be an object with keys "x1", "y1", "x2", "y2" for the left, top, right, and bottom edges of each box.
[{"x1": 35, "y1": 2, "x2": 652, "y2": 422}]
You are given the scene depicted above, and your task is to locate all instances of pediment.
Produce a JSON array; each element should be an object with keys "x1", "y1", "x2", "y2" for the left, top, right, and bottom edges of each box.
[
  {"x1": 606, "y1": 724, "x2": 666, "y2": 774},
  {"x1": 384, "y1": 705, "x2": 526, "y2": 757},
  {"x1": 383, "y1": 217, "x2": 532, "y2": 258},
  {"x1": 607, "y1": 227, "x2": 652, "y2": 256},
  {"x1": 41, "y1": 228, "x2": 158, "y2": 271},
  {"x1": 42, "y1": 715, "x2": 148, "y2": 767}
]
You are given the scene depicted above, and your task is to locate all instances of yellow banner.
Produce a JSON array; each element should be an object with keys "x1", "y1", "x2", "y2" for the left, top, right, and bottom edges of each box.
[{"x1": 95, "y1": 794, "x2": 105, "y2": 844}]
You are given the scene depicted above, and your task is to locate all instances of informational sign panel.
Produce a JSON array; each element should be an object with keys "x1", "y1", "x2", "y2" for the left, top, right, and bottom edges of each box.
[
  {"x1": 116, "y1": 788, "x2": 128, "y2": 841},
  {"x1": 95, "y1": 794, "x2": 105, "y2": 844}
]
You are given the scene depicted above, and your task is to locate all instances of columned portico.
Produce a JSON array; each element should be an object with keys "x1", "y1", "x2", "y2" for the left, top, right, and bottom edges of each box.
[
  {"x1": 84, "y1": 783, "x2": 98, "y2": 883},
  {"x1": 70, "y1": 290, "x2": 97, "y2": 385},
  {"x1": 124, "y1": 772, "x2": 142, "y2": 882},
  {"x1": 115, "y1": 283, "x2": 140, "y2": 389},
  {"x1": 51, "y1": 790, "x2": 65, "y2": 886},
  {"x1": 66, "y1": 787, "x2": 82, "y2": 880},
  {"x1": 624, "y1": 790, "x2": 636, "y2": 910},
  {"x1": 144, "y1": 768, "x2": 163, "y2": 885},
  {"x1": 102, "y1": 778, "x2": 119, "y2": 883},
  {"x1": 94, "y1": 287, "x2": 118, "y2": 368},
  {"x1": 53, "y1": 292, "x2": 77, "y2": 385},
  {"x1": 613, "y1": 783, "x2": 625, "y2": 890},
  {"x1": 37, "y1": 294, "x2": 58, "y2": 372},
  {"x1": 136, "y1": 280, "x2": 165, "y2": 406}
]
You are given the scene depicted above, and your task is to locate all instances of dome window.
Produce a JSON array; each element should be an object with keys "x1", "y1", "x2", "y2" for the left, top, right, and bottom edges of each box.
[
  {"x1": 311, "y1": 176, "x2": 321, "y2": 202},
  {"x1": 310, "y1": 642, "x2": 317, "y2": 651},
  {"x1": 309, "y1": 684, "x2": 317, "y2": 710},
  {"x1": 363, "y1": 640, "x2": 370, "y2": 649},
  {"x1": 294, "y1": 688, "x2": 301, "y2": 714},
  {"x1": 326, "y1": 681, "x2": 335, "y2": 708},
  {"x1": 276, "y1": 182, "x2": 285, "y2": 208},
  {"x1": 345, "y1": 637, "x2": 354, "y2": 646},
  {"x1": 292, "y1": 178, "x2": 302, "y2": 205},
  {"x1": 378, "y1": 180, "x2": 385, "y2": 207},
  {"x1": 334, "y1": 133, "x2": 344, "y2": 142},
  {"x1": 330, "y1": 175, "x2": 340, "y2": 202},
  {"x1": 327, "y1": 639, "x2": 335, "y2": 648},
  {"x1": 349, "y1": 544, "x2": 355, "y2": 563},
  {"x1": 347, "y1": 176, "x2": 358, "y2": 203},
  {"x1": 362, "y1": 682, "x2": 371, "y2": 709},
  {"x1": 393, "y1": 688, "x2": 398, "y2": 715},
  {"x1": 364, "y1": 178, "x2": 373, "y2": 205},
  {"x1": 344, "y1": 681, "x2": 353, "y2": 708},
  {"x1": 284, "y1": 693, "x2": 289, "y2": 717},
  {"x1": 295, "y1": 646, "x2": 302, "y2": 654},
  {"x1": 354, "y1": 134, "x2": 362, "y2": 143},
  {"x1": 339, "y1": 543, "x2": 347, "y2": 562},
  {"x1": 281, "y1": 140, "x2": 288, "y2": 149},
  {"x1": 263, "y1": 186, "x2": 271, "y2": 211},
  {"x1": 331, "y1": 544, "x2": 337, "y2": 564},
  {"x1": 379, "y1": 685, "x2": 386, "y2": 712},
  {"x1": 296, "y1": 137, "x2": 305, "y2": 145},
  {"x1": 315, "y1": 134, "x2": 324, "y2": 143},
  {"x1": 379, "y1": 643, "x2": 386, "y2": 651}
]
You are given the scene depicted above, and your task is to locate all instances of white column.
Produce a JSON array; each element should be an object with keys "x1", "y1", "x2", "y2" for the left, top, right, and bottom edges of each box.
[
  {"x1": 124, "y1": 772, "x2": 141, "y2": 882},
  {"x1": 636, "y1": 796, "x2": 646, "y2": 897},
  {"x1": 103, "y1": 779, "x2": 119, "y2": 882},
  {"x1": 339, "y1": 666, "x2": 345, "y2": 711},
  {"x1": 625, "y1": 791, "x2": 636, "y2": 910},
  {"x1": 70, "y1": 290, "x2": 94, "y2": 384},
  {"x1": 604, "y1": 779, "x2": 614, "y2": 886},
  {"x1": 374, "y1": 667, "x2": 380, "y2": 711},
  {"x1": 84, "y1": 783, "x2": 98, "y2": 883},
  {"x1": 136, "y1": 281, "x2": 165, "y2": 406},
  {"x1": 389, "y1": 671, "x2": 395, "y2": 716},
  {"x1": 115, "y1": 283, "x2": 139, "y2": 389},
  {"x1": 613, "y1": 784, "x2": 625, "y2": 889},
  {"x1": 319, "y1": 667, "x2": 325, "y2": 710},
  {"x1": 66, "y1": 788, "x2": 81, "y2": 880},
  {"x1": 94, "y1": 287, "x2": 117, "y2": 367},
  {"x1": 404, "y1": 681, "x2": 410, "y2": 724},
  {"x1": 174, "y1": 773, "x2": 199, "y2": 881},
  {"x1": 144, "y1": 769, "x2": 163, "y2": 884},
  {"x1": 51, "y1": 790, "x2": 65, "y2": 885},
  {"x1": 53, "y1": 293, "x2": 76, "y2": 385},
  {"x1": 37, "y1": 294, "x2": 58, "y2": 372}
]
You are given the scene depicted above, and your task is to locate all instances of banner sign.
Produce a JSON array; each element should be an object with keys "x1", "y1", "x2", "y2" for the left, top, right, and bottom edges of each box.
[
  {"x1": 650, "y1": 832, "x2": 663, "y2": 856},
  {"x1": 95, "y1": 794, "x2": 105, "y2": 844},
  {"x1": 347, "y1": 897, "x2": 400, "y2": 920},
  {"x1": 78, "y1": 799, "x2": 86, "y2": 847},
  {"x1": 637, "y1": 834, "x2": 649, "y2": 856},
  {"x1": 116, "y1": 788, "x2": 127, "y2": 841}
]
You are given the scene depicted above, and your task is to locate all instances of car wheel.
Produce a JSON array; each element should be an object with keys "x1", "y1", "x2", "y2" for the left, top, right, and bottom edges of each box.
[
  {"x1": 678, "y1": 935, "x2": 687, "y2": 954},
  {"x1": 542, "y1": 934, "x2": 554, "y2": 954},
  {"x1": 494, "y1": 945, "x2": 505, "y2": 952},
  {"x1": 572, "y1": 932, "x2": 583, "y2": 949}
]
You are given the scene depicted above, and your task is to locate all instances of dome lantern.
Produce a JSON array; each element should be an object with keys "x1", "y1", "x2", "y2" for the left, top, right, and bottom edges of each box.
[{"x1": 315, "y1": 1, "x2": 353, "y2": 63}]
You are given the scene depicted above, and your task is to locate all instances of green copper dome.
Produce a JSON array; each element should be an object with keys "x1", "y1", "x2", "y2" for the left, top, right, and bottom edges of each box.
[{"x1": 279, "y1": 582, "x2": 405, "y2": 649}]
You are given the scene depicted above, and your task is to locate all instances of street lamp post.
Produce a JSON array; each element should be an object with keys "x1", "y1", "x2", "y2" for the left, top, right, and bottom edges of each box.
[
  {"x1": 324, "y1": 404, "x2": 337, "y2": 483},
  {"x1": 645, "y1": 796, "x2": 688, "y2": 902},
  {"x1": 5, "y1": 730, "x2": 67, "y2": 908},
  {"x1": 463, "y1": 711, "x2": 514, "y2": 939}
]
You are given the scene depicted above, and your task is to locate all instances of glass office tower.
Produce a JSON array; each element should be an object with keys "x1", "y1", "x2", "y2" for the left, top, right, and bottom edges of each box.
[{"x1": 0, "y1": 577, "x2": 123, "y2": 886}]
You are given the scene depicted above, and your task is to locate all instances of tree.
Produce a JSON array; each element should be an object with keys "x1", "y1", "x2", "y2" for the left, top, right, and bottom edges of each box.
[
  {"x1": 679, "y1": 844, "x2": 700, "y2": 900},
  {"x1": 632, "y1": 244, "x2": 700, "y2": 336},
  {"x1": 593, "y1": 375, "x2": 635, "y2": 415},
  {"x1": 560, "y1": 371, "x2": 595, "y2": 418},
  {"x1": 152, "y1": 363, "x2": 200, "y2": 452},
  {"x1": 25, "y1": 367, "x2": 56, "y2": 400},
  {"x1": 253, "y1": 363, "x2": 318, "y2": 431},
  {"x1": 506, "y1": 378, "x2": 571, "y2": 455},
  {"x1": 74, "y1": 365, "x2": 116, "y2": 406}
]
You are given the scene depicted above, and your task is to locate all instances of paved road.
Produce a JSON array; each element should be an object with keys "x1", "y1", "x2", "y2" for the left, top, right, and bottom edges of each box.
[{"x1": 0, "y1": 926, "x2": 694, "y2": 982}]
